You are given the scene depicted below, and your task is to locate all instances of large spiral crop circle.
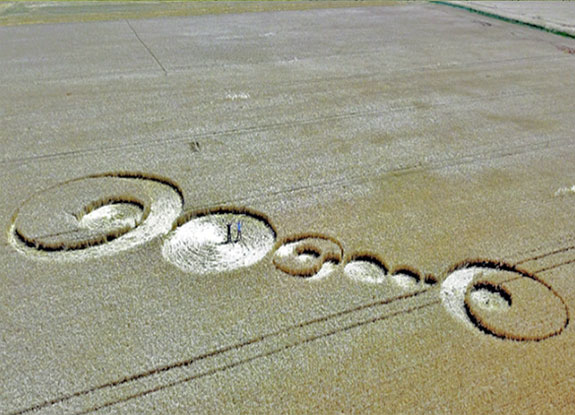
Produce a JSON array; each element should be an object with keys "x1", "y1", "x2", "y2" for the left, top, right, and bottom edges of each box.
[
  {"x1": 441, "y1": 262, "x2": 568, "y2": 341},
  {"x1": 9, "y1": 173, "x2": 183, "y2": 261}
]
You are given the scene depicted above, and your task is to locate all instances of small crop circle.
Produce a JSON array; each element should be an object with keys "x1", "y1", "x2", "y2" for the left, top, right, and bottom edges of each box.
[
  {"x1": 78, "y1": 202, "x2": 144, "y2": 232},
  {"x1": 273, "y1": 234, "x2": 343, "y2": 280}
]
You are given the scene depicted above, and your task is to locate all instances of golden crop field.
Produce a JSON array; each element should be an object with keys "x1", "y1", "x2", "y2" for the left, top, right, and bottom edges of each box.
[{"x1": 2, "y1": 1, "x2": 575, "y2": 414}]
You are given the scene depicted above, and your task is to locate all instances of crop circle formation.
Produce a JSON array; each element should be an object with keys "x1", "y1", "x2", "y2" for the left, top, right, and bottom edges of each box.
[
  {"x1": 440, "y1": 263, "x2": 569, "y2": 341},
  {"x1": 161, "y1": 208, "x2": 276, "y2": 274},
  {"x1": 344, "y1": 257, "x2": 388, "y2": 284},
  {"x1": 9, "y1": 173, "x2": 183, "y2": 261},
  {"x1": 8, "y1": 172, "x2": 572, "y2": 342},
  {"x1": 273, "y1": 235, "x2": 343, "y2": 279},
  {"x1": 343, "y1": 253, "x2": 431, "y2": 289}
]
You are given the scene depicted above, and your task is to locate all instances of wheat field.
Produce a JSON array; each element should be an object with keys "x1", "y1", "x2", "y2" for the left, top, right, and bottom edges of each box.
[{"x1": 2, "y1": 1, "x2": 575, "y2": 414}]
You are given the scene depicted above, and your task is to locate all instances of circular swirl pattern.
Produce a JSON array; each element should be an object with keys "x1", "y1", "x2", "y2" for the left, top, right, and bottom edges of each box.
[
  {"x1": 273, "y1": 234, "x2": 343, "y2": 280},
  {"x1": 9, "y1": 173, "x2": 183, "y2": 261},
  {"x1": 161, "y1": 208, "x2": 276, "y2": 274},
  {"x1": 440, "y1": 263, "x2": 569, "y2": 341}
]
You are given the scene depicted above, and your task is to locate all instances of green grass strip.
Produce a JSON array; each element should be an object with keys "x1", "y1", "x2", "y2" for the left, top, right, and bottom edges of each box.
[{"x1": 431, "y1": 0, "x2": 575, "y2": 40}]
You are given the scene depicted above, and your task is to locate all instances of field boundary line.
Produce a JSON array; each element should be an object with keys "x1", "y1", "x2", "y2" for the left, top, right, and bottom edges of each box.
[{"x1": 432, "y1": 1, "x2": 575, "y2": 40}]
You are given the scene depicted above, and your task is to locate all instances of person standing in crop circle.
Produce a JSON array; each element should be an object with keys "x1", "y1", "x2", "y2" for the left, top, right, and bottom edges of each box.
[
  {"x1": 226, "y1": 222, "x2": 232, "y2": 244},
  {"x1": 236, "y1": 220, "x2": 242, "y2": 242}
]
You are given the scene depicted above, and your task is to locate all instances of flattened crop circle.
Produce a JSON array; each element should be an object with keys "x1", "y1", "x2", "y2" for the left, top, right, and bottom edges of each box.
[
  {"x1": 344, "y1": 254, "x2": 388, "y2": 284},
  {"x1": 441, "y1": 262, "x2": 569, "y2": 341},
  {"x1": 273, "y1": 234, "x2": 343, "y2": 280},
  {"x1": 161, "y1": 208, "x2": 276, "y2": 274},
  {"x1": 9, "y1": 173, "x2": 183, "y2": 261}
]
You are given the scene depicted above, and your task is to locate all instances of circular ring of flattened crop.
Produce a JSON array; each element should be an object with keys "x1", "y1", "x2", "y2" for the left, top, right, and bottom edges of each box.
[
  {"x1": 273, "y1": 234, "x2": 344, "y2": 280},
  {"x1": 9, "y1": 172, "x2": 183, "y2": 261},
  {"x1": 161, "y1": 207, "x2": 277, "y2": 275},
  {"x1": 440, "y1": 260, "x2": 569, "y2": 341}
]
